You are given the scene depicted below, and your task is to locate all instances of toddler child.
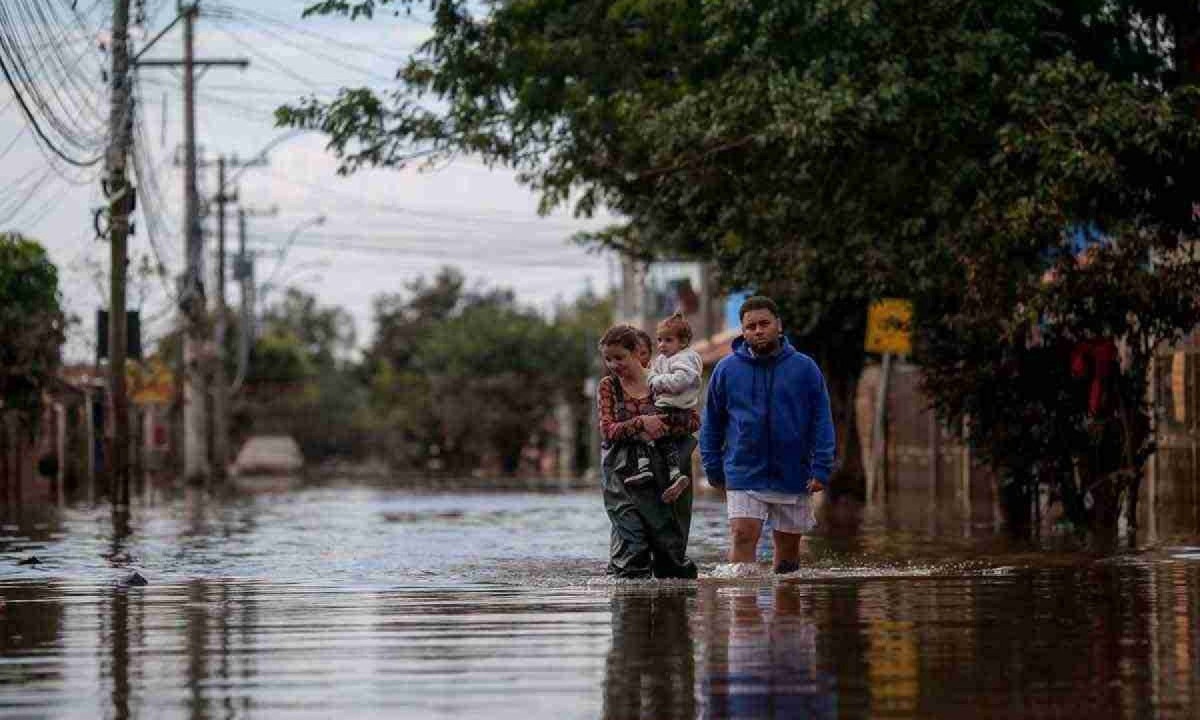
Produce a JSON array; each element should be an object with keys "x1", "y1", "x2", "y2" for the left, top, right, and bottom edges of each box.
[{"x1": 624, "y1": 312, "x2": 703, "y2": 488}]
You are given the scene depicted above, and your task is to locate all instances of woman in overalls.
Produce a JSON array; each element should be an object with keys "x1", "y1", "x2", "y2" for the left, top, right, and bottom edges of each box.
[{"x1": 596, "y1": 324, "x2": 699, "y2": 579}]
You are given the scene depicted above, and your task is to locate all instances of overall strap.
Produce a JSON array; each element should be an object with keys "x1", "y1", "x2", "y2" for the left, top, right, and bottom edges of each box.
[
  {"x1": 610, "y1": 374, "x2": 628, "y2": 421},
  {"x1": 600, "y1": 375, "x2": 628, "y2": 453}
]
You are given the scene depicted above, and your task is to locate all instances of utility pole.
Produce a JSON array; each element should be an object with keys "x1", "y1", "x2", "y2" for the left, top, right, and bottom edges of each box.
[
  {"x1": 237, "y1": 208, "x2": 253, "y2": 387},
  {"x1": 211, "y1": 156, "x2": 234, "y2": 478},
  {"x1": 237, "y1": 209, "x2": 254, "y2": 392},
  {"x1": 135, "y1": 2, "x2": 247, "y2": 483},
  {"x1": 180, "y1": 4, "x2": 206, "y2": 483},
  {"x1": 203, "y1": 154, "x2": 266, "y2": 477},
  {"x1": 231, "y1": 204, "x2": 277, "y2": 394},
  {"x1": 105, "y1": 0, "x2": 133, "y2": 504}
]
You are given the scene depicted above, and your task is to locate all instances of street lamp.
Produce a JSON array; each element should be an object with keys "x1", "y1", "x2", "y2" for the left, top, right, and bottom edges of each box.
[
  {"x1": 214, "y1": 129, "x2": 309, "y2": 198},
  {"x1": 264, "y1": 215, "x2": 327, "y2": 294},
  {"x1": 216, "y1": 129, "x2": 309, "y2": 402},
  {"x1": 230, "y1": 212, "x2": 325, "y2": 395},
  {"x1": 258, "y1": 260, "x2": 330, "y2": 310}
]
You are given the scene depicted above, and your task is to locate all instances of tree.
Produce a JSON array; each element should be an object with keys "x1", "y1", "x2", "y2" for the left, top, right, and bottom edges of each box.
[
  {"x1": 364, "y1": 266, "x2": 601, "y2": 474},
  {"x1": 260, "y1": 286, "x2": 356, "y2": 371},
  {"x1": 417, "y1": 301, "x2": 572, "y2": 473},
  {"x1": 0, "y1": 233, "x2": 66, "y2": 427},
  {"x1": 364, "y1": 266, "x2": 468, "y2": 377},
  {"x1": 552, "y1": 288, "x2": 615, "y2": 470},
  {"x1": 244, "y1": 287, "x2": 366, "y2": 461},
  {"x1": 915, "y1": 58, "x2": 1200, "y2": 541},
  {"x1": 280, "y1": 0, "x2": 882, "y2": 491},
  {"x1": 361, "y1": 267, "x2": 471, "y2": 467},
  {"x1": 281, "y1": 1, "x2": 1200, "y2": 536}
]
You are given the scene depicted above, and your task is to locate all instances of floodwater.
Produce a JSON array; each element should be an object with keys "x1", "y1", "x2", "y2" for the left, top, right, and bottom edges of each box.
[{"x1": 1, "y1": 479, "x2": 1199, "y2": 719}]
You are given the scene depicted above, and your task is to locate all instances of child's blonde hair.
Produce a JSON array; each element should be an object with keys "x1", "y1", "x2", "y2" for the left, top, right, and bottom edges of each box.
[{"x1": 656, "y1": 312, "x2": 693, "y2": 346}]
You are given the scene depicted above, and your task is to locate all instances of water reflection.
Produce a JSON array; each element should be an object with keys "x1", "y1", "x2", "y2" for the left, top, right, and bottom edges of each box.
[
  {"x1": 603, "y1": 590, "x2": 696, "y2": 719},
  {"x1": 698, "y1": 585, "x2": 834, "y2": 719},
  {"x1": 0, "y1": 583, "x2": 64, "y2": 714},
  {"x1": 0, "y1": 480, "x2": 1198, "y2": 718},
  {"x1": 105, "y1": 583, "x2": 132, "y2": 719}
]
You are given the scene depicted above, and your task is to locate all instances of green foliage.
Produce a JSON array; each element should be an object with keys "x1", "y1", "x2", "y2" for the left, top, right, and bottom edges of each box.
[
  {"x1": 244, "y1": 287, "x2": 359, "y2": 461},
  {"x1": 417, "y1": 302, "x2": 569, "y2": 472},
  {"x1": 363, "y1": 266, "x2": 607, "y2": 474},
  {"x1": 248, "y1": 331, "x2": 314, "y2": 386},
  {"x1": 0, "y1": 233, "x2": 66, "y2": 427},
  {"x1": 916, "y1": 57, "x2": 1200, "y2": 537},
  {"x1": 284, "y1": 1, "x2": 1200, "y2": 527},
  {"x1": 260, "y1": 286, "x2": 356, "y2": 371}
]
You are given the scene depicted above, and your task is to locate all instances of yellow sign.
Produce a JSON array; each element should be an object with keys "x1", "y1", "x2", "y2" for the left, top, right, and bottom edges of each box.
[
  {"x1": 1171, "y1": 352, "x2": 1187, "y2": 424},
  {"x1": 129, "y1": 359, "x2": 175, "y2": 406},
  {"x1": 865, "y1": 299, "x2": 913, "y2": 355}
]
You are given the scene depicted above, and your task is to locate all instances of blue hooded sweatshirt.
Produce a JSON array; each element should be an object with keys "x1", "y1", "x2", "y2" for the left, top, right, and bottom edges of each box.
[{"x1": 699, "y1": 336, "x2": 836, "y2": 493}]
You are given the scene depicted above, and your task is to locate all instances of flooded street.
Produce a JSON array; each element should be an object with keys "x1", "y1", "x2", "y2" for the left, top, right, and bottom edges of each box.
[{"x1": 1, "y1": 480, "x2": 1198, "y2": 718}]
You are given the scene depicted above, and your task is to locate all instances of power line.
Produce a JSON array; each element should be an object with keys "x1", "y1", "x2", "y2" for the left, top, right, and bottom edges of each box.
[
  {"x1": 13, "y1": 172, "x2": 71, "y2": 228},
  {"x1": 0, "y1": 1, "x2": 108, "y2": 155},
  {"x1": 207, "y1": 11, "x2": 399, "y2": 85},
  {"x1": 0, "y1": 166, "x2": 55, "y2": 226},
  {"x1": 0, "y1": 125, "x2": 27, "y2": 163},
  {"x1": 0, "y1": 1, "x2": 111, "y2": 173},
  {"x1": 241, "y1": 224, "x2": 600, "y2": 260},
  {"x1": 241, "y1": 236, "x2": 601, "y2": 270},
  {"x1": 138, "y1": 74, "x2": 280, "y2": 128},
  {"x1": 259, "y1": 167, "x2": 605, "y2": 231},
  {"x1": 141, "y1": 79, "x2": 349, "y2": 96},
  {"x1": 131, "y1": 110, "x2": 181, "y2": 302},
  {"x1": 243, "y1": 228, "x2": 596, "y2": 257},
  {"x1": 208, "y1": 22, "x2": 324, "y2": 92},
  {"x1": 206, "y1": 3, "x2": 416, "y2": 65},
  {"x1": 10, "y1": 2, "x2": 104, "y2": 131},
  {"x1": 0, "y1": 36, "x2": 103, "y2": 167}
]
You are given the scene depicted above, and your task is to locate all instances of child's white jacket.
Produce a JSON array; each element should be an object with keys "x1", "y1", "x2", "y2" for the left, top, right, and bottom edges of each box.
[{"x1": 649, "y1": 348, "x2": 703, "y2": 409}]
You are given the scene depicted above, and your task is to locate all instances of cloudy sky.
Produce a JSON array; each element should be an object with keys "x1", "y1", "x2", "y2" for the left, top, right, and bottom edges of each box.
[{"x1": 0, "y1": 0, "x2": 616, "y2": 362}]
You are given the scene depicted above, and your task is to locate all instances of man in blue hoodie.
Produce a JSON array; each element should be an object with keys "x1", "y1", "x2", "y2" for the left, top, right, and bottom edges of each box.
[{"x1": 700, "y1": 296, "x2": 836, "y2": 574}]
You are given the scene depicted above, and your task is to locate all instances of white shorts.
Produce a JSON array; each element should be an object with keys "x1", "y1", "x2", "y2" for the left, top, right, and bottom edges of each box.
[{"x1": 726, "y1": 490, "x2": 815, "y2": 535}]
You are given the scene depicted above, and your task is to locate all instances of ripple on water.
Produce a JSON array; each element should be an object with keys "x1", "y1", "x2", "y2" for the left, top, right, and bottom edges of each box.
[
  {"x1": 1169, "y1": 547, "x2": 1200, "y2": 561},
  {"x1": 2, "y1": 482, "x2": 1199, "y2": 719},
  {"x1": 706, "y1": 559, "x2": 1017, "y2": 582}
]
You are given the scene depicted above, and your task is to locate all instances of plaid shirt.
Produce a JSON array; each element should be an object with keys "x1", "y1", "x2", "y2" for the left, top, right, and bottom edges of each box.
[{"x1": 596, "y1": 375, "x2": 699, "y2": 443}]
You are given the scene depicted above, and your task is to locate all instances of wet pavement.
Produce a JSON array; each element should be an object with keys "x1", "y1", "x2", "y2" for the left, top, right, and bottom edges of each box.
[{"x1": 1, "y1": 479, "x2": 1198, "y2": 718}]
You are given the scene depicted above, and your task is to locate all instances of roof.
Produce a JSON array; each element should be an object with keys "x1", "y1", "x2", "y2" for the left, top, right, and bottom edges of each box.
[{"x1": 692, "y1": 328, "x2": 740, "y2": 368}]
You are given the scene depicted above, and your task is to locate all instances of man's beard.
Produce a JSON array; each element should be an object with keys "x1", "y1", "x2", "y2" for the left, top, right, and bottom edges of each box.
[{"x1": 751, "y1": 337, "x2": 781, "y2": 355}]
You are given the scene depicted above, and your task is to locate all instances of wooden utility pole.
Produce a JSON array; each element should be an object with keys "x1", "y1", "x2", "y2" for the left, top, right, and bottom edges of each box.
[
  {"x1": 105, "y1": 0, "x2": 133, "y2": 503},
  {"x1": 211, "y1": 156, "x2": 233, "y2": 477},
  {"x1": 237, "y1": 208, "x2": 253, "y2": 386},
  {"x1": 136, "y1": 2, "x2": 247, "y2": 483},
  {"x1": 238, "y1": 207, "x2": 251, "y2": 376},
  {"x1": 203, "y1": 154, "x2": 268, "y2": 475},
  {"x1": 180, "y1": 4, "x2": 207, "y2": 483},
  {"x1": 231, "y1": 206, "x2": 269, "y2": 391}
]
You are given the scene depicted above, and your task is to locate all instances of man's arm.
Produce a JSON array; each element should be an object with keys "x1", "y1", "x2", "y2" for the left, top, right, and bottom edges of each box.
[
  {"x1": 699, "y1": 364, "x2": 728, "y2": 485},
  {"x1": 808, "y1": 363, "x2": 836, "y2": 486}
]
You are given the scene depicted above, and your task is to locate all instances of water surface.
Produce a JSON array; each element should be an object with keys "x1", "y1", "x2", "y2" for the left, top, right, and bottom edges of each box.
[{"x1": 1, "y1": 480, "x2": 1198, "y2": 718}]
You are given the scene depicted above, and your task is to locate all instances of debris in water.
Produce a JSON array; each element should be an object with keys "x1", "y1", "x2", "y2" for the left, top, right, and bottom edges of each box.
[
  {"x1": 123, "y1": 571, "x2": 148, "y2": 586},
  {"x1": 382, "y1": 510, "x2": 465, "y2": 523},
  {"x1": 16, "y1": 556, "x2": 40, "y2": 566}
]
